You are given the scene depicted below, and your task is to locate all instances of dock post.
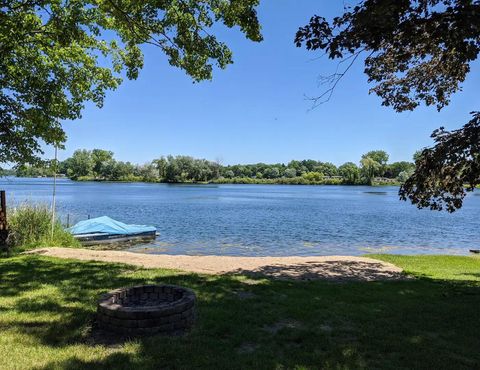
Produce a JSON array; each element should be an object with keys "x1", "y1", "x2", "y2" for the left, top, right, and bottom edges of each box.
[{"x1": 0, "y1": 191, "x2": 8, "y2": 246}]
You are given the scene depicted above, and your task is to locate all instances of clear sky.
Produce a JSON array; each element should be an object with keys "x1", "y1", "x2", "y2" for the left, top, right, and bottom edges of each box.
[{"x1": 51, "y1": 1, "x2": 480, "y2": 166}]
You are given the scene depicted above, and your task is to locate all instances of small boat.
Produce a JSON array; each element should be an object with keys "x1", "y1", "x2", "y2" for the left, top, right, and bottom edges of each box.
[
  {"x1": 469, "y1": 249, "x2": 480, "y2": 254},
  {"x1": 69, "y1": 216, "x2": 157, "y2": 246}
]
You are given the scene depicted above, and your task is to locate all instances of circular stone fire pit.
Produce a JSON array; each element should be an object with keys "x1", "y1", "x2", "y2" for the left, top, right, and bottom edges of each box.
[{"x1": 97, "y1": 284, "x2": 196, "y2": 336}]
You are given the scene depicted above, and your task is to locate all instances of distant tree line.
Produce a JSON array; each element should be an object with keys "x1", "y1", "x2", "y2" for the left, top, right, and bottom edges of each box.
[{"x1": 9, "y1": 149, "x2": 417, "y2": 186}]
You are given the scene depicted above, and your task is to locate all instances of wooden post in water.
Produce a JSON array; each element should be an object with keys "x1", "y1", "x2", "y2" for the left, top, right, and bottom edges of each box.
[
  {"x1": 51, "y1": 146, "x2": 58, "y2": 240},
  {"x1": 0, "y1": 190, "x2": 8, "y2": 245}
]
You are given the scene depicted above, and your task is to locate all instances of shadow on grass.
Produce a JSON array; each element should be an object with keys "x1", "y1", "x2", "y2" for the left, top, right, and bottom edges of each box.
[
  {"x1": 457, "y1": 272, "x2": 480, "y2": 280},
  {"x1": 0, "y1": 255, "x2": 479, "y2": 369},
  {"x1": 230, "y1": 260, "x2": 406, "y2": 282}
]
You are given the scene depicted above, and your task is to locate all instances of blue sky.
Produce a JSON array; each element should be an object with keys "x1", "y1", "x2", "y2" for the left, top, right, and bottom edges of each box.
[{"x1": 52, "y1": 1, "x2": 479, "y2": 166}]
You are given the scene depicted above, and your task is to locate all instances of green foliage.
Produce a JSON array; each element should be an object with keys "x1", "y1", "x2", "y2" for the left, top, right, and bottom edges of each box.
[
  {"x1": 295, "y1": 1, "x2": 479, "y2": 112},
  {"x1": 66, "y1": 150, "x2": 94, "y2": 180},
  {"x1": 91, "y1": 149, "x2": 114, "y2": 178},
  {"x1": 360, "y1": 157, "x2": 381, "y2": 185},
  {"x1": 397, "y1": 170, "x2": 412, "y2": 184},
  {"x1": 302, "y1": 171, "x2": 324, "y2": 182},
  {"x1": 0, "y1": 0, "x2": 262, "y2": 165},
  {"x1": 17, "y1": 148, "x2": 420, "y2": 186},
  {"x1": 361, "y1": 151, "x2": 389, "y2": 167},
  {"x1": 400, "y1": 113, "x2": 480, "y2": 212},
  {"x1": 263, "y1": 167, "x2": 280, "y2": 179},
  {"x1": 0, "y1": 168, "x2": 16, "y2": 176},
  {"x1": 159, "y1": 155, "x2": 219, "y2": 183},
  {"x1": 314, "y1": 162, "x2": 338, "y2": 176},
  {"x1": 284, "y1": 168, "x2": 297, "y2": 178},
  {"x1": 214, "y1": 175, "x2": 343, "y2": 186},
  {"x1": 15, "y1": 163, "x2": 55, "y2": 178},
  {"x1": 338, "y1": 162, "x2": 360, "y2": 184},
  {"x1": 6, "y1": 204, "x2": 80, "y2": 251},
  {"x1": 387, "y1": 161, "x2": 415, "y2": 178},
  {"x1": 413, "y1": 150, "x2": 424, "y2": 163}
]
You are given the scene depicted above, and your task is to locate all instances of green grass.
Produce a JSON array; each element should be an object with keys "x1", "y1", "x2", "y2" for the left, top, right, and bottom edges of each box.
[
  {"x1": 0, "y1": 255, "x2": 479, "y2": 369},
  {"x1": 372, "y1": 254, "x2": 480, "y2": 281}
]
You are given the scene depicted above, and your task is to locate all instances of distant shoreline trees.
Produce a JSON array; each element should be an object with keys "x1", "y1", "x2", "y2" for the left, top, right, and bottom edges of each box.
[{"x1": 8, "y1": 149, "x2": 416, "y2": 186}]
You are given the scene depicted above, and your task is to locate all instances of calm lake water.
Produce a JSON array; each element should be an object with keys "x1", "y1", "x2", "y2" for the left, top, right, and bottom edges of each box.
[{"x1": 1, "y1": 177, "x2": 479, "y2": 256}]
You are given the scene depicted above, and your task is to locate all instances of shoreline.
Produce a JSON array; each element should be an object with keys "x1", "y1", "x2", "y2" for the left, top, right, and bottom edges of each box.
[{"x1": 25, "y1": 247, "x2": 406, "y2": 281}]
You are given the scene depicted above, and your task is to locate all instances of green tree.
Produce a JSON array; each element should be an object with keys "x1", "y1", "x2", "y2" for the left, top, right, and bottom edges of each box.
[
  {"x1": 413, "y1": 150, "x2": 424, "y2": 163},
  {"x1": 301, "y1": 160, "x2": 318, "y2": 172},
  {"x1": 314, "y1": 162, "x2": 338, "y2": 177},
  {"x1": 397, "y1": 170, "x2": 413, "y2": 184},
  {"x1": 295, "y1": 0, "x2": 480, "y2": 210},
  {"x1": 338, "y1": 162, "x2": 360, "y2": 184},
  {"x1": 400, "y1": 116, "x2": 480, "y2": 211},
  {"x1": 361, "y1": 150, "x2": 389, "y2": 176},
  {"x1": 15, "y1": 163, "x2": 54, "y2": 178},
  {"x1": 91, "y1": 149, "x2": 114, "y2": 179},
  {"x1": 388, "y1": 161, "x2": 415, "y2": 179},
  {"x1": 360, "y1": 157, "x2": 380, "y2": 186},
  {"x1": 263, "y1": 167, "x2": 280, "y2": 179},
  {"x1": 287, "y1": 160, "x2": 302, "y2": 175},
  {"x1": 67, "y1": 150, "x2": 93, "y2": 179},
  {"x1": 361, "y1": 151, "x2": 389, "y2": 167},
  {"x1": 152, "y1": 157, "x2": 168, "y2": 180},
  {"x1": 137, "y1": 163, "x2": 159, "y2": 182},
  {"x1": 111, "y1": 161, "x2": 135, "y2": 181},
  {"x1": 284, "y1": 168, "x2": 297, "y2": 178},
  {"x1": 1, "y1": 0, "x2": 262, "y2": 165},
  {"x1": 240, "y1": 166, "x2": 253, "y2": 178}
]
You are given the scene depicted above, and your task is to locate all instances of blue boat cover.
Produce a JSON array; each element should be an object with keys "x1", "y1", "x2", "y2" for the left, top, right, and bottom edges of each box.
[{"x1": 69, "y1": 216, "x2": 156, "y2": 236}]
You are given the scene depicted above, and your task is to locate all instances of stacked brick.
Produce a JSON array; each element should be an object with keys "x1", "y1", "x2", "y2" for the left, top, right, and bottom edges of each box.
[{"x1": 97, "y1": 284, "x2": 196, "y2": 335}]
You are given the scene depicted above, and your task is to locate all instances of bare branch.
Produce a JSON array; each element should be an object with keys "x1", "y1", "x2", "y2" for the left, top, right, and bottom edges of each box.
[{"x1": 305, "y1": 49, "x2": 365, "y2": 109}]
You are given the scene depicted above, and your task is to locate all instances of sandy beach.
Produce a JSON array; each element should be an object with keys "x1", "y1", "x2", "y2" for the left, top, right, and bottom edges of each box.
[{"x1": 27, "y1": 247, "x2": 406, "y2": 281}]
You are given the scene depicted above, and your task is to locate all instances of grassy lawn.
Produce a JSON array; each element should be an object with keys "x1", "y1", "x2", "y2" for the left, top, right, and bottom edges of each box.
[{"x1": 0, "y1": 255, "x2": 479, "y2": 369}]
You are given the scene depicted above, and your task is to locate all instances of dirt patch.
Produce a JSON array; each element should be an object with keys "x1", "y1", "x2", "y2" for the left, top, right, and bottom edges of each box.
[{"x1": 25, "y1": 247, "x2": 406, "y2": 282}]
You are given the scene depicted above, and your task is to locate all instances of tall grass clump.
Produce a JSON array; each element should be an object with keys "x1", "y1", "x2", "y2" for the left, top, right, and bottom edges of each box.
[{"x1": 6, "y1": 204, "x2": 80, "y2": 251}]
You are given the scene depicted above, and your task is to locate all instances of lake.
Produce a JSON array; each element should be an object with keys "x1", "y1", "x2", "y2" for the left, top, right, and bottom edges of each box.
[{"x1": 1, "y1": 177, "x2": 478, "y2": 256}]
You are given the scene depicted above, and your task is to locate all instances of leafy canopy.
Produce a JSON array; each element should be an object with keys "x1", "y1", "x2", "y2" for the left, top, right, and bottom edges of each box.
[
  {"x1": 295, "y1": 0, "x2": 479, "y2": 112},
  {"x1": 338, "y1": 162, "x2": 360, "y2": 184},
  {"x1": 0, "y1": 0, "x2": 262, "y2": 164},
  {"x1": 360, "y1": 156, "x2": 381, "y2": 185},
  {"x1": 361, "y1": 150, "x2": 389, "y2": 166},
  {"x1": 295, "y1": 0, "x2": 480, "y2": 211},
  {"x1": 399, "y1": 112, "x2": 480, "y2": 212}
]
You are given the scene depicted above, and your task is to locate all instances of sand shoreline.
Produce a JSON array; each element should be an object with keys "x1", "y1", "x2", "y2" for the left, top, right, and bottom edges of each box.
[{"x1": 26, "y1": 247, "x2": 406, "y2": 281}]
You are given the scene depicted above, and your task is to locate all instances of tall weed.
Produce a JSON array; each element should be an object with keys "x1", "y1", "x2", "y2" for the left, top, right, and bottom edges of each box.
[{"x1": 6, "y1": 204, "x2": 80, "y2": 251}]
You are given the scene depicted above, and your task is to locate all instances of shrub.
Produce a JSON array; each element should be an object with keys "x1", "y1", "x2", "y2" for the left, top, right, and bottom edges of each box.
[
  {"x1": 302, "y1": 172, "x2": 324, "y2": 182},
  {"x1": 6, "y1": 204, "x2": 80, "y2": 251}
]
